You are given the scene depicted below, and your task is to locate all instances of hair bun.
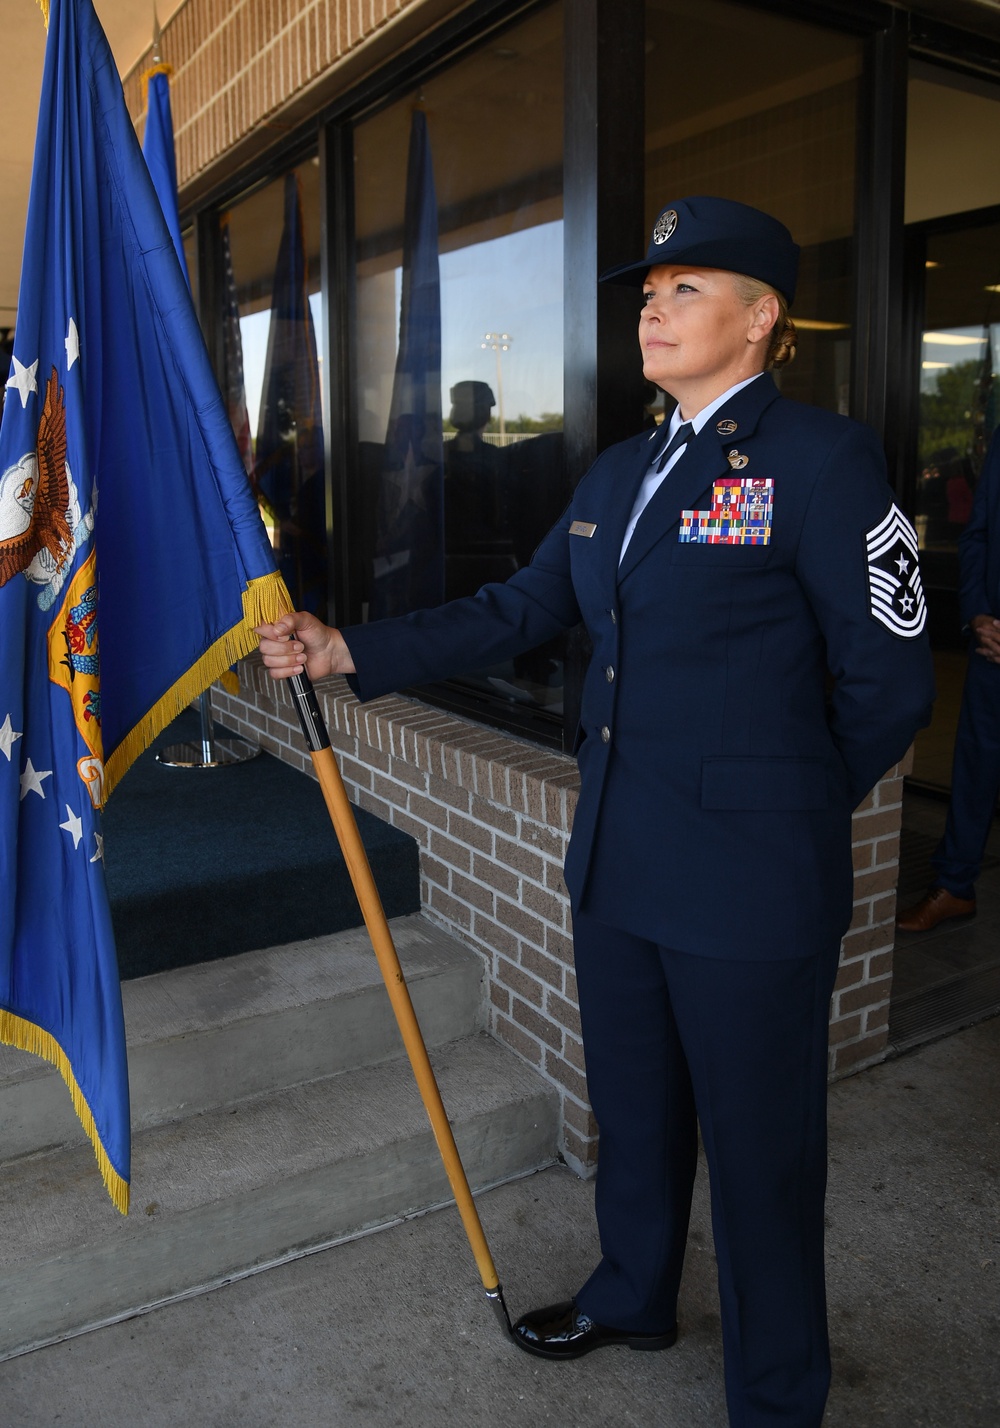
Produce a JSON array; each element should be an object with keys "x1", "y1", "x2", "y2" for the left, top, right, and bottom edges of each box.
[{"x1": 769, "y1": 318, "x2": 797, "y2": 369}]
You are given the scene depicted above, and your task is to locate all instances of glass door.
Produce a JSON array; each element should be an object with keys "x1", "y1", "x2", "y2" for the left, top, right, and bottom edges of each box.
[
  {"x1": 906, "y1": 215, "x2": 1000, "y2": 789},
  {"x1": 905, "y1": 60, "x2": 1000, "y2": 791}
]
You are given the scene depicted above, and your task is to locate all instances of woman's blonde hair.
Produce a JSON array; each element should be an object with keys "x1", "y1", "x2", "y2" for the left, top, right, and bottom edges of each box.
[{"x1": 731, "y1": 273, "x2": 797, "y2": 369}]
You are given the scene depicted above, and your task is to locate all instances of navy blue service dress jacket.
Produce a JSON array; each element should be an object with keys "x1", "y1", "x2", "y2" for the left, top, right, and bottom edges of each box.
[{"x1": 343, "y1": 373, "x2": 935, "y2": 959}]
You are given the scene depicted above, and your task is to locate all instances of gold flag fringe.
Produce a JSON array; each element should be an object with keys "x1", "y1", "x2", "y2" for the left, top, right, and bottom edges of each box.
[
  {"x1": 103, "y1": 570, "x2": 292, "y2": 800},
  {"x1": 0, "y1": 1010, "x2": 129, "y2": 1214},
  {"x1": 141, "y1": 61, "x2": 174, "y2": 95},
  {"x1": 35, "y1": 0, "x2": 49, "y2": 30}
]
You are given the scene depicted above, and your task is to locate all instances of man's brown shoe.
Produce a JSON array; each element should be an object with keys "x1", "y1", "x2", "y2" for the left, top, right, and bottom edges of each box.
[{"x1": 896, "y1": 886, "x2": 976, "y2": 933}]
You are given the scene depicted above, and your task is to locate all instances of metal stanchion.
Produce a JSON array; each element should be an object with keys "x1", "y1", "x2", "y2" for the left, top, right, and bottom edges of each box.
[{"x1": 156, "y1": 690, "x2": 261, "y2": 768}]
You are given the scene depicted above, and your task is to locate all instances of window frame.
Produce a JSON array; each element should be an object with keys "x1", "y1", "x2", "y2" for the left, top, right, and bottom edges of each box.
[{"x1": 180, "y1": 0, "x2": 1000, "y2": 754}]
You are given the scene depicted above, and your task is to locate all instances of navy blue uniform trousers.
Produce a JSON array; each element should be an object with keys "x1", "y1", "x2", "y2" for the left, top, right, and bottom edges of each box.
[
  {"x1": 933, "y1": 652, "x2": 1000, "y2": 898},
  {"x1": 571, "y1": 907, "x2": 841, "y2": 1428}
]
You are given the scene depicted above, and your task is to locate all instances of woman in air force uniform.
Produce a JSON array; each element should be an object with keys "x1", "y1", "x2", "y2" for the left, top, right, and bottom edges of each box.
[{"x1": 257, "y1": 196, "x2": 935, "y2": 1428}]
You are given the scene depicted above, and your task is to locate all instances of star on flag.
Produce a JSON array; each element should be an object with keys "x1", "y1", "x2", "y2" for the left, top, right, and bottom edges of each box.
[
  {"x1": 5, "y1": 355, "x2": 38, "y2": 409},
  {"x1": 59, "y1": 805, "x2": 84, "y2": 849},
  {"x1": 65, "y1": 318, "x2": 80, "y2": 370},
  {"x1": 0, "y1": 714, "x2": 22, "y2": 761},
  {"x1": 19, "y1": 758, "x2": 53, "y2": 801}
]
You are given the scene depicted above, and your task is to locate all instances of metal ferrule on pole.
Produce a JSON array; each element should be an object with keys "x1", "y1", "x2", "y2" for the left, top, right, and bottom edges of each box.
[{"x1": 289, "y1": 674, "x2": 331, "y2": 752}]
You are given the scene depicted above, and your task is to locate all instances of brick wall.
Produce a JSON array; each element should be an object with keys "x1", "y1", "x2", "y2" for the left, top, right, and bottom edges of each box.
[
  {"x1": 123, "y1": 0, "x2": 468, "y2": 200},
  {"x1": 833, "y1": 757, "x2": 911, "y2": 1076},
  {"x1": 212, "y1": 660, "x2": 910, "y2": 1172}
]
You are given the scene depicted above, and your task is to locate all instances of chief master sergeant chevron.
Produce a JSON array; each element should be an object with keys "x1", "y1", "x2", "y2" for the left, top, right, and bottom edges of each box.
[{"x1": 257, "y1": 195, "x2": 935, "y2": 1428}]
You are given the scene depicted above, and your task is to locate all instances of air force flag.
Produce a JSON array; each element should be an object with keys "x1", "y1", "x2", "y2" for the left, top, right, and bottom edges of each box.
[{"x1": 1, "y1": 0, "x2": 289, "y2": 1210}]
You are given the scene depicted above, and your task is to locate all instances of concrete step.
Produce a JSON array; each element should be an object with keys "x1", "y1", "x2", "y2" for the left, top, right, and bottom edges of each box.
[
  {"x1": 0, "y1": 1032, "x2": 559, "y2": 1360},
  {"x1": 0, "y1": 915, "x2": 483, "y2": 1162}
]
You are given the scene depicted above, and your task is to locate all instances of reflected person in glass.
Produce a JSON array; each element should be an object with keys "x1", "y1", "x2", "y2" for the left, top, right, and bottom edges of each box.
[
  {"x1": 443, "y1": 380, "x2": 515, "y2": 599},
  {"x1": 257, "y1": 196, "x2": 935, "y2": 1428}
]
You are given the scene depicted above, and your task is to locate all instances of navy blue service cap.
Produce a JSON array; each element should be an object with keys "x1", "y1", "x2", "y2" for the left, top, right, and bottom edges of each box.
[{"x1": 600, "y1": 196, "x2": 800, "y2": 305}]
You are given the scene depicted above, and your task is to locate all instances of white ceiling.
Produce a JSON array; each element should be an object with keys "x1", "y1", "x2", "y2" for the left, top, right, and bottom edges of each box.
[{"x1": 2, "y1": 0, "x2": 187, "y2": 327}]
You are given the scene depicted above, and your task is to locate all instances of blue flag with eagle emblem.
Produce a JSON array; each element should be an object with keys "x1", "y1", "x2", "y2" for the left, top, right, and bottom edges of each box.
[{"x1": 0, "y1": 0, "x2": 288, "y2": 1212}]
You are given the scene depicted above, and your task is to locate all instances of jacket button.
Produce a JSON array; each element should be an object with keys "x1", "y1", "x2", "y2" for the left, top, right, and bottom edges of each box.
[
  {"x1": 601, "y1": 725, "x2": 611, "y2": 743},
  {"x1": 605, "y1": 665, "x2": 615, "y2": 683}
]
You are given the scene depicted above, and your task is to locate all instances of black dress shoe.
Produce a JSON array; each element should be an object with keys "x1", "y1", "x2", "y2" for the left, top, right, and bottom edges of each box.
[{"x1": 512, "y1": 1299, "x2": 677, "y2": 1360}]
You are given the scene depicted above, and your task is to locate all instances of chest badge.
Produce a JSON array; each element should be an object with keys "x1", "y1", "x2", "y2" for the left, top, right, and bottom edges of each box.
[
  {"x1": 569, "y1": 520, "x2": 597, "y2": 538},
  {"x1": 679, "y1": 477, "x2": 773, "y2": 545},
  {"x1": 727, "y1": 450, "x2": 749, "y2": 470}
]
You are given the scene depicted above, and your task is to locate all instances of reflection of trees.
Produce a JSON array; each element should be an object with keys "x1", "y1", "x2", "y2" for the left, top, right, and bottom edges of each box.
[
  {"x1": 484, "y1": 412, "x2": 563, "y2": 434},
  {"x1": 442, "y1": 413, "x2": 563, "y2": 435},
  {"x1": 919, "y1": 359, "x2": 988, "y2": 467}
]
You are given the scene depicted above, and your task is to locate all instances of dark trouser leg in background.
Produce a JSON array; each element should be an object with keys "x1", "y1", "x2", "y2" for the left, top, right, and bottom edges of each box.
[{"x1": 932, "y1": 653, "x2": 1000, "y2": 899}]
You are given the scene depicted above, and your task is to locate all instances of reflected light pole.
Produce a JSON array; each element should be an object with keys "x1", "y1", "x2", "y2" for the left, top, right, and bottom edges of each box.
[{"x1": 481, "y1": 331, "x2": 512, "y2": 437}]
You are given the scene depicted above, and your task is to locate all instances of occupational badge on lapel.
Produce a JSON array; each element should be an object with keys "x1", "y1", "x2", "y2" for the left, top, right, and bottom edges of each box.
[
  {"x1": 716, "y1": 418, "x2": 738, "y2": 436},
  {"x1": 678, "y1": 478, "x2": 773, "y2": 545},
  {"x1": 727, "y1": 450, "x2": 749, "y2": 470},
  {"x1": 569, "y1": 520, "x2": 597, "y2": 537},
  {"x1": 865, "y1": 503, "x2": 926, "y2": 638}
]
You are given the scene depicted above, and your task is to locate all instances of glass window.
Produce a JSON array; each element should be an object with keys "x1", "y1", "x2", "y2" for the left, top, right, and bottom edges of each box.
[
  {"x1": 915, "y1": 233, "x2": 999, "y2": 567},
  {"x1": 224, "y1": 158, "x2": 326, "y2": 616},
  {"x1": 351, "y1": 2, "x2": 565, "y2": 734},
  {"x1": 907, "y1": 61, "x2": 1000, "y2": 226},
  {"x1": 645, "y1": 0, "x2": 861, "y2": 417}
]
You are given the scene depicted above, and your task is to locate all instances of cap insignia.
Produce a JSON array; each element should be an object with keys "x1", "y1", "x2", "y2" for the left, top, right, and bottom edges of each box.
[{"x1": 652, "y1": 209, "x2": 678, "y2": 245}]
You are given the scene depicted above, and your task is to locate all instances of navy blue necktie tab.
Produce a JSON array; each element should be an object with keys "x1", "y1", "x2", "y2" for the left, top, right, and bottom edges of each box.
[{"x1": 654, "y1": 421, "x2": 694, "y2": 473}]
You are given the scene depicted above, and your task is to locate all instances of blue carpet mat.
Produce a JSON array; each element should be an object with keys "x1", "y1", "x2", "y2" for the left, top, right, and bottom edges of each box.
[{"x1": 102, "y1": 710, "x2": 420, "y2": 981}]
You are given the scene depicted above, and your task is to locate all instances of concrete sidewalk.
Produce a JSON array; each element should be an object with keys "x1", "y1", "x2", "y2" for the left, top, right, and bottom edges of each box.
[{"x1": 2, "y1": 1016, "x2": 997, "y2": 1428}]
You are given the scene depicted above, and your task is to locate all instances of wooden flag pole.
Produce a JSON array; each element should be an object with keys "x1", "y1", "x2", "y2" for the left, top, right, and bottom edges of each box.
[{"x1": 287, "y1": 672, "x2": 513, "y2": 1336}]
